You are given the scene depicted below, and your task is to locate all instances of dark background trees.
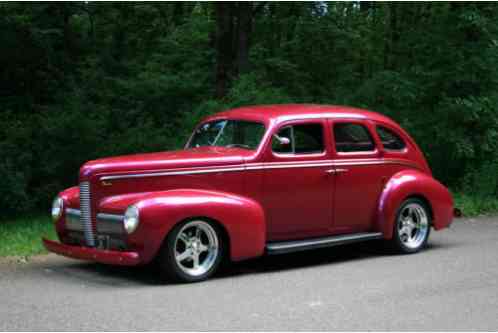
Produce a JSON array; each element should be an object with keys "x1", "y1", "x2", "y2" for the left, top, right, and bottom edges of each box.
[{"x1": 1, "y1": 2, "x2": 497, "y2": 215}]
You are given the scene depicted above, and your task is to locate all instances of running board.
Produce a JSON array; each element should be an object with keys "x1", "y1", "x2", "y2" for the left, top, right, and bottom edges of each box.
[{"x1": 266, "y1": 232, "x2": 383, "y2": 255}]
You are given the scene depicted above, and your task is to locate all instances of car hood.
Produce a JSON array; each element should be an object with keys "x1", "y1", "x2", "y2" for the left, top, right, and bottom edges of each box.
[{"x1": 79, "y1": 146, "x2": 253, "y2": 180}]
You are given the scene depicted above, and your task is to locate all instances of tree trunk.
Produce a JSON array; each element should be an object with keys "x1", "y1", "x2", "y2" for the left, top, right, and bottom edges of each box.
[
  {"x1": 235, "y1": 2, "x2": 252, "y2": 75},
  {"x1": 388, "y1": 2, "x2": 399, "y2": 70},
  {"x1": 214, "y1": 2, "x2": 255, "y2": 97},
  {"x1": 214, "y1": 2, "x2": 234, "y2": 98}
]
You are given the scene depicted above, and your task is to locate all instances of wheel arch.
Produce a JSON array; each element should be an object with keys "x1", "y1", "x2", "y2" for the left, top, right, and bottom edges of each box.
[
  {"x1": 121, "y1": 189, "x2": 266, "y2": 264},
  {"x1": 161, "y1": 215, "x2": 231, "y2": 262},
  {"x1": 403, "y1": 194, "x2": 434, "y2": 223},
  {"x1": 377, "y1": 170, "x2": 453, "y2": 239}
]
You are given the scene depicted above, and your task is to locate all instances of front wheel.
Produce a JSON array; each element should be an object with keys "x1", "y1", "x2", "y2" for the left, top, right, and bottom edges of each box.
[
  {"x1": 158, "y1": 219, "x2": 223, "y2": 283},
  {"x1": 390, "y1": 198, "x2": 431, "y2": 254}
]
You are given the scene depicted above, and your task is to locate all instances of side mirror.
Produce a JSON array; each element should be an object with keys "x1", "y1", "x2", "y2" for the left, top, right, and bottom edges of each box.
[{"x1": 274, "y1": 135, "x2": 291, "y2": 146}]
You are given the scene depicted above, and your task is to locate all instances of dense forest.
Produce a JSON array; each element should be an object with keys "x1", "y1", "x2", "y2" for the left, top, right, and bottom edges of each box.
[{"x1": 1, "y1": 2, "x2": 498, "y2": 215}]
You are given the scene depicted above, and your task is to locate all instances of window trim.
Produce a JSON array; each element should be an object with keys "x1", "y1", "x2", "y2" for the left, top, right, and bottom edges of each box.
[
  {"x1": 374, "y1": 123, "x2": 409, "y2": 153},
  {"x1": 331, "y1": 119, "x2": 380, "y2": 157},
  {"x1": 270, "y1": 120, "x2": 327, "y2": 158},
  {"x1": 185, "y1": 117, "x2": 267, "y2": 151}
]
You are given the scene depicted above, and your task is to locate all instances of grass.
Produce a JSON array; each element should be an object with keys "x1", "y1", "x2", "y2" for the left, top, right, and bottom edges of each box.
[
  {"x1": 0, "y1": 215, "x2": 56, "y2": 257},
  {"x1": 1, "y1": 192, "x2": 497, "y2": 258},
  {"x1": 453, "y1": 192, "x2": 498, "y2": 217}
]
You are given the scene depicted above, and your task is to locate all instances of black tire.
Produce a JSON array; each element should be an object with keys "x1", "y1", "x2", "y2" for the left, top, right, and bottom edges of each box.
[
  {"x1": 158, "y1": 219, "x2": 224, "y2": 283},
  {"x1": 390, "y1": 198, "x2": 431, "y2": 254}
]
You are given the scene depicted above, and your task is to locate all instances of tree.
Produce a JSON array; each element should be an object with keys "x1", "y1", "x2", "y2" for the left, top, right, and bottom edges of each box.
[
  {"x1": 1, "y1": 2, "x2": 498, "y2": 215},
  {"x1": 214, "y1": 2, "x2": 260, "y2": 97}
]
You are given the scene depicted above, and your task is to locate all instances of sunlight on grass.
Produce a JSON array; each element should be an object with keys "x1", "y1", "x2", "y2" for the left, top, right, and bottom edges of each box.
[
  {"x1": 452, "y1": 193, "x2": 498, "y2": 217},
  {"x1": 0, "y1": 216, "x2": 56, "y2": 257}
]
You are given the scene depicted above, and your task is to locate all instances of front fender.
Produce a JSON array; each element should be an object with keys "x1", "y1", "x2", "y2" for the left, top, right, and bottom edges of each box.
[
  {"x1": 100, "y1": 189, "x2": 266, "y2": 264},
  {"x1": 377, "y1": 170, "x2": 453, "y2": 239}
]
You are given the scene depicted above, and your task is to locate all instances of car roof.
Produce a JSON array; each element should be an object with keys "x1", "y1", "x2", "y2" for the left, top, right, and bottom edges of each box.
[{"x1": 204, "y1": 104, "x2": 399, "y2": 127}]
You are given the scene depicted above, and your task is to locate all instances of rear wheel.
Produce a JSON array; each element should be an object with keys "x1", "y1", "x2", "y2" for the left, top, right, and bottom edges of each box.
[
  {"x1": 158, "y1": 219, "x2": 223, "y2": 283},
  {"x1": 390, "y1": 198, "x2": 431, "y2": 253}
]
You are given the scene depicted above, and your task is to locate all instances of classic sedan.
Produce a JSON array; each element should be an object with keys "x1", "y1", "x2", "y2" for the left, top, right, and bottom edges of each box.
[{"x1": 43, "y1": 104, "x2": 454, "y2": 282}]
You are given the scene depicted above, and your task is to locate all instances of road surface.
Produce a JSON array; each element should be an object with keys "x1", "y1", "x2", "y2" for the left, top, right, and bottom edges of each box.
[{"x1": 1, "y1": 217, "x2": 498, "y2": 330}]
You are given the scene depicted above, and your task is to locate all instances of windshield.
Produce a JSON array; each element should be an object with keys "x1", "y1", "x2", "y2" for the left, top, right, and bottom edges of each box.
[{"x1": 187, "y1": 119, "x2": 266, "y2": 150}]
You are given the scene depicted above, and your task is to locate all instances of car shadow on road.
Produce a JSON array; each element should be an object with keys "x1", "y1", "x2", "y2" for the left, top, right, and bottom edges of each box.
[
  {"x1": 227, "y1": 241, "x2": 451, "y2": 278},
  {"x1": 46, "y1": 240, "x2": 452, "y2": 286},
  {"x1": 218, "y1": 241, "x2": 414, "y2": 279}
]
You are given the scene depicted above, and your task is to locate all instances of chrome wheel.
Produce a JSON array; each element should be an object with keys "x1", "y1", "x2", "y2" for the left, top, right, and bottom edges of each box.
[
  {"x1": 397, "y1": 202, "x2": 429, "y2": 250},
  {"x1": 174, "y1": 220, "x2": 219, "y2": 277}
]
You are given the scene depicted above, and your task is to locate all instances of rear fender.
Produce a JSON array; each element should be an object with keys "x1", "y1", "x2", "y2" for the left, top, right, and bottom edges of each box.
[
  {"x1": 100, "y1": 189, "x2": 266, "y2": 264},
  {"x1": 377, "y1": 170, "x2": 453, "y2": 239}
]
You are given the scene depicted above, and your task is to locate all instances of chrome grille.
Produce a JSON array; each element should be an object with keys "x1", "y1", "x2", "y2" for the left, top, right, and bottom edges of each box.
[
  {"x1": 79, "y1": 181, "x2": 95, "y2": 246},
  {"x1": 97, "y1": 213, "x2": 125, "y2": 235},
  {"x1": 65, "y1": 208, "x2": 84, "y2": 232}
]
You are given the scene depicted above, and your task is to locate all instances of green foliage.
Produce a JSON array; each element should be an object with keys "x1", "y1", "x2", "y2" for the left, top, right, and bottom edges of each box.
[
  {"x1": 1, "y1": 2, "x2": 498, "y2": 216},
  {"x1": 453, "y1": 192, "x2": 498, "y2": 217},
  {"x1": 224, "y1": 73, "x2": 294, "y2": 107},
  {"x1": 0, "y1": 216, "x2": 56, "y2": 257}
]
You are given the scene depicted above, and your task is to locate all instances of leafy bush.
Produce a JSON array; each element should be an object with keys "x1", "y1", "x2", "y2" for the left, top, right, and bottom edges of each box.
[{"x1": 1, "y1": 3, "x2": 498, "y2": 217}]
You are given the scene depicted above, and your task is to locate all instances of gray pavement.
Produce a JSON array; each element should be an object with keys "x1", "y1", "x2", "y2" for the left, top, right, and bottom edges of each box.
[{"x1": 1, "y1": 217, "x2": 498, "y2": 331}]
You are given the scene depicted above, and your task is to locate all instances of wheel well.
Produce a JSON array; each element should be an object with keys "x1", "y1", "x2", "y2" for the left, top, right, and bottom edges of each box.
[
  {"x1": 200, "y1": 216, "x2": 231, "y2": 259},
  {"x1": 405, "y1": 194, "x2": 434, "y2": 223},
  {"x1": 164, "y1": 216, "x2": 231, "y2": 260}
]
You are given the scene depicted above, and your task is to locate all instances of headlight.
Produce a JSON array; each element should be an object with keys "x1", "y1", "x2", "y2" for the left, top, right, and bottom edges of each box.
[
  {"x1": 51, "y1": 196, "x2": 64, "y2": 221},
  {"x1": 124, "y1": 205, "x2": 140, "y2": 234}
]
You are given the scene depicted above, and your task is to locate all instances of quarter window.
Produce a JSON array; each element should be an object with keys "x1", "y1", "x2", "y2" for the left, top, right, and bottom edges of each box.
[
  {"x1": 333, "y1": 123, "x2": 375, "y2": 152},
  {"x1": 272, "y1": 123, "x2": 324, "y2": 154},
  {"x1": 376, "y1": 125, "x2": 406, "y2": 150}
]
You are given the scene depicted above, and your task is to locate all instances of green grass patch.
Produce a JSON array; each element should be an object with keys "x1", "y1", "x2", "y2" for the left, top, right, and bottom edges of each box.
[
  {"x1": 453, "y1": 193, "x2": 498, "y2": 217},
  {"x1": 0, "y1": 215, "x2": 56, "y2": 257}
]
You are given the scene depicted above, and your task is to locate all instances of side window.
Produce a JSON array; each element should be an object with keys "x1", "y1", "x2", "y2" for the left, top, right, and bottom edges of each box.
[
  {"x1": 294, "y1": 124, "x2": 324, "y2": 153},
  {"x1": 333, "y1": 123, "x2": 375, "y2": 153},
  {"x1": 272, "y1": 123, "x2": 324, "y2": 154},
  {"x1": 376, "y1": 125, "x2": 406, "y2": 151}
]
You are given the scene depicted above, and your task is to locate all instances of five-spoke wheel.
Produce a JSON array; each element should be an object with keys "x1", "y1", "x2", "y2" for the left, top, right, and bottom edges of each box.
[
  {"x1": 159, "y1": 219, "x2": 223, "y2": 283},
  {"x1": 391, "y1": 198, "x2": 431, "y2": 253}
]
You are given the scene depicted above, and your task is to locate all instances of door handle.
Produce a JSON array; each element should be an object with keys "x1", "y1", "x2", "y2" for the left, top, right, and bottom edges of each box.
[{"x1": 325, "y1": 168, "x2": 349, "y2": 175}]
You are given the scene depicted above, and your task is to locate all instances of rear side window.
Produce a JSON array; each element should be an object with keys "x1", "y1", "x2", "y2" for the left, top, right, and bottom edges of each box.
[
  {"x1": 333, "y1": 123, "x2": 375, "y2": 152},
  {"x1": 376, "y1": 125, "x2": 406, "y2": 151},
  {"x1": 272, "y1": 123, "x2": 324, "y2": 154}
]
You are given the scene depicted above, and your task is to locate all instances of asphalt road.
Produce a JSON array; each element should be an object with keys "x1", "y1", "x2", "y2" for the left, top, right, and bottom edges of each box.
[{"x1": 1, "y1": 216, "x2": 498, "y2": 331}]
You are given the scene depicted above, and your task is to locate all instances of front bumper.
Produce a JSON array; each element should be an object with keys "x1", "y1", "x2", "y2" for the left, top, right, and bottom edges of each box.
[{"x1": 42, "y1": 238, "x2": 141, "y2": 266}]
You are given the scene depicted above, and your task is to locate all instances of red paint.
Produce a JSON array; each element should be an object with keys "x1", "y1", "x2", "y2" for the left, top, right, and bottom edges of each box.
[
  {"x1": 45, "y1": 104, "x2": 453, "y2": 266},
  {"x1": 43, "y1": 238, "x2": 140, "y2": 265}
]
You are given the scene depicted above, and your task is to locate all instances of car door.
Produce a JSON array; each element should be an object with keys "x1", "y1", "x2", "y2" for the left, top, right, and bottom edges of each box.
[
  {"x1": 262, "y1": 119, "x2": 334, "y2": 241},
  {"x1": 331, "y1": 119, "x2": 387, "y2": 233}
]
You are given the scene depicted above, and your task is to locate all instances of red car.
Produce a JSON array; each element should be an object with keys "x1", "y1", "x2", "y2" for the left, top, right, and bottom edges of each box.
[{"x1": 43, "y1": 104, "x2": 454, "y2": 282}]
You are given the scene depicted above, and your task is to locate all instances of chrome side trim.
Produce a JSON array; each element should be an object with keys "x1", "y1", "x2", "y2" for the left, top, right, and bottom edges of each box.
[
  {"x1": 66, "y1": 210, "x2": 124, "y2": 235},
  {"x1": 266, "y1": 232, "x2": 383, "y2": 255},
  {"x1": 245, "y1": 161, "x2": 333, "y2": 171},
  {"x1": 65, "y1": 208, "x2": 83, "y2": 232},
  {"x1": 66, "y1": 208, "x2": 81, "y2": 217},
  {"x1": 100, "y1": 166, "x2": 246, "y2": 181},
  {"x1": 96, "y1": 213, "x2": 124, "y2": 235},
  {"x1": 98, "y1": 159, "x2": 419, "y2": 181},
  {"x1": 65, "y1": 209, "x2": 123, "y2": 222},
  {"x1": 97, "y1": 213, "x2": 124, "y2": 222}
]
